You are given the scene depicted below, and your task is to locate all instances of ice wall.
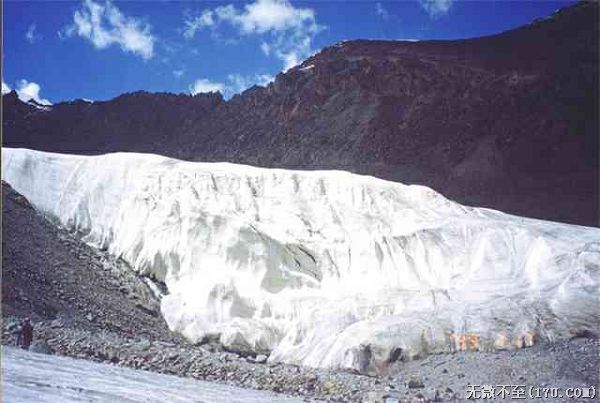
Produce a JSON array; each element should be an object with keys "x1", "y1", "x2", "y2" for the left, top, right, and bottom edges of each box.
[{"x1": 3, "y1": 148, "x2": 599, "y2": 372}]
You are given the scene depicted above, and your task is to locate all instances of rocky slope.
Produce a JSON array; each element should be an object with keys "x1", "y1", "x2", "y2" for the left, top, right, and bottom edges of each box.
[
  {"x1": 1, "y1": 181, "x2": 175, "y2": 340},
  {"x1": 3, "y1": 2, "x2": 598, "y2": 226},
  {"x1": 2, "y1": 91, "x2": 224, "y2": 155}
]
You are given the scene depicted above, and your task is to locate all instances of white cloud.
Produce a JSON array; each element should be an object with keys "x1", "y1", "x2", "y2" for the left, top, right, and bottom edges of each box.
[
  {"x1": 190, "y1": 78, "x2": 225, "y2": 95},
  {"x1": 183, "y1": 10, "x2": 215, "y2": 39},
  {"x1": 375, "y1": 3, "x2": 390, "y2": 20},
  {"x1": 189, "y1": 73, "x2": 274, "y2": 99},
  {"x1": 26, "y1": 24, "x2": 41, "y2": 43},
  {"x1": 226, "y1": 73, "x2": 274, "y2": 95},
  {"x1": 184, "y1": 0, "x2": 323, "y2": 71},
  {"x1": 260, "y1": 42, "x2": 271, "y2": 56},
  {"x1": 173, "y1": 69, "x2": 185, "y2": 78},
  {"x1": 220, "y1": 0, "x2": 317, "y2": 34},
  {"x1": 280, "y1": 52, "x2": 300, "y2": 71},
  {"x1": 15, "y1": 80, "x2": 52, "y2": 105},
  {"x1": 2, "y1": 81, "x2": 11, "y2": 94},
  {"x1": 256, "y1": 74, "x2": 274, "y2": 86},
  {"x1": 61, "y1": 0, "x2": 155, "y2": 60},
  {"x1": 419, "y1": 0, "x2": 453, "y2": 18}
]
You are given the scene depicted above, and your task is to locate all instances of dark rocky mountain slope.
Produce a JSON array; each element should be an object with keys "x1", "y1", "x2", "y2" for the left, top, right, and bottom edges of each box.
[
  {"x1": 3, "y1": 2, "x2": 598, "y2": 225},
  {"x1": 1, "y1": 181, "x2": 175, "y2": 340}
]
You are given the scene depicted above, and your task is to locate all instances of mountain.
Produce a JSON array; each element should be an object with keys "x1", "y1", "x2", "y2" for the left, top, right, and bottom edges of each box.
[
  {"x1": 3, "y1": 2, "x2": 598, "y2": 226},
  {"x1": 4, "y1": 147, "x2": 599, "y2": 372},
  {"x1": 2, "y1": 91, "x2": 224, "y2": 154}
]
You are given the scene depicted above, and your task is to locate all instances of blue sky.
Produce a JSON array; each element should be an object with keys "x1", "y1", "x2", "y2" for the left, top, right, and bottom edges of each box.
[{"x1": 3, "y1": 0, "x2": 574, "y2": 104}]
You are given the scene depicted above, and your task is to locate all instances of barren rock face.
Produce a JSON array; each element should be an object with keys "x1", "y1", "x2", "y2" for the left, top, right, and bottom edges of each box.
[
  {"x1": 3, "y1": 148, "x2": 599, "y2": 372},
  {"x1": 3, "y1": 2, "x2": 598, "y2": 225}
]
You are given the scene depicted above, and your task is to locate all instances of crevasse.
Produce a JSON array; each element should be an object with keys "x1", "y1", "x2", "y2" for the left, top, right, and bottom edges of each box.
[{"x1": 3, "y1": 148, "x2": 599, "y2": 372}]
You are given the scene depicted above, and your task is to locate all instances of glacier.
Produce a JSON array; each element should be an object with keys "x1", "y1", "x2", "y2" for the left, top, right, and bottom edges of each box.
[{"x1": 2, "y1": 147, "x2": 599, "y2": 372}]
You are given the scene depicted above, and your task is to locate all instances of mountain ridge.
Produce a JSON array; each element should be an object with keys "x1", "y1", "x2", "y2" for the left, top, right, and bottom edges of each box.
[{"x1": 3, "y1": 1, "x2": 598, "y2": 225}]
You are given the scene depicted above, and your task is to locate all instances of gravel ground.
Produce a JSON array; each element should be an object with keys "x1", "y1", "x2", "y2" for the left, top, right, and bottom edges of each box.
[
  {"x1": 3, "y1": 319, "x2": 598, "y2": 402},
  {"x1": 3, "y1": 181, "x2": 599, "y2": 402}
]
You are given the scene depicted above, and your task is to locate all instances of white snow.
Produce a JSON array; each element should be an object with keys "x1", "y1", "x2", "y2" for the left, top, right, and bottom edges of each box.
[
  {"x1": 26, "y1": 101, "x2": 52, "y2": 111},
  {"x1": 299, "y1": 64, "x2": 315, "y2": 72},
  {"x1": 2, "y1": 347, "x2": 300, "y2": 402},
  {"x1": 2, "y1": 148, "x2": 599, "y2": 372}
]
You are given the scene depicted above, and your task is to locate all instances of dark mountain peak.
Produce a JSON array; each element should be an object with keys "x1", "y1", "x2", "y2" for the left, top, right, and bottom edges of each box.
[
  {"x1": 191, "y1": 91, "x2": 225, "y2": 105},
  {"x1": 3, "y1": 90, "x2": 21, "y2": 103},
  {"x1": 299, "y1": 1, "x2": 596, "y2": 74},
  {"x1": 3, "y1": 2, "x2": 598, "y2": 225},
  {"x1": 3, "y1": 90, "x2": 39, "y2": 118}
]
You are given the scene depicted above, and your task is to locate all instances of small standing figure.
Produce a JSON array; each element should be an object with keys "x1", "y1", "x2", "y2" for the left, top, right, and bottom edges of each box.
[{"x1": 17, "y1": 318, "x2": 33, "y2": 350}]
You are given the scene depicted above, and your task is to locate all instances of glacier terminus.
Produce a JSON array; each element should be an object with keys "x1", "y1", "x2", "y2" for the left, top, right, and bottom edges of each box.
[{"x1": 2, "y1": 147, "x2": 599, "y2": 373}]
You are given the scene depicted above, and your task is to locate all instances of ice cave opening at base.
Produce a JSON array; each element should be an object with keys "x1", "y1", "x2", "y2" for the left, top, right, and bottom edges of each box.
[{"x1": 3, "y1": 147, "x2": 599, "y2": 373}]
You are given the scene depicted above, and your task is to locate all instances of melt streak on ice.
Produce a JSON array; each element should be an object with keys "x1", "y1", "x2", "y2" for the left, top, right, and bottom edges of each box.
[{"x1": 3, "y1": 148, "x2": 599, "y2": 372}]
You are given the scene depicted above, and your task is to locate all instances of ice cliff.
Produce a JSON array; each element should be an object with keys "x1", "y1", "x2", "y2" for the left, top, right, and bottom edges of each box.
[{"x1": 3, "y1": 148, "x2": 599, "y2": 372}]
